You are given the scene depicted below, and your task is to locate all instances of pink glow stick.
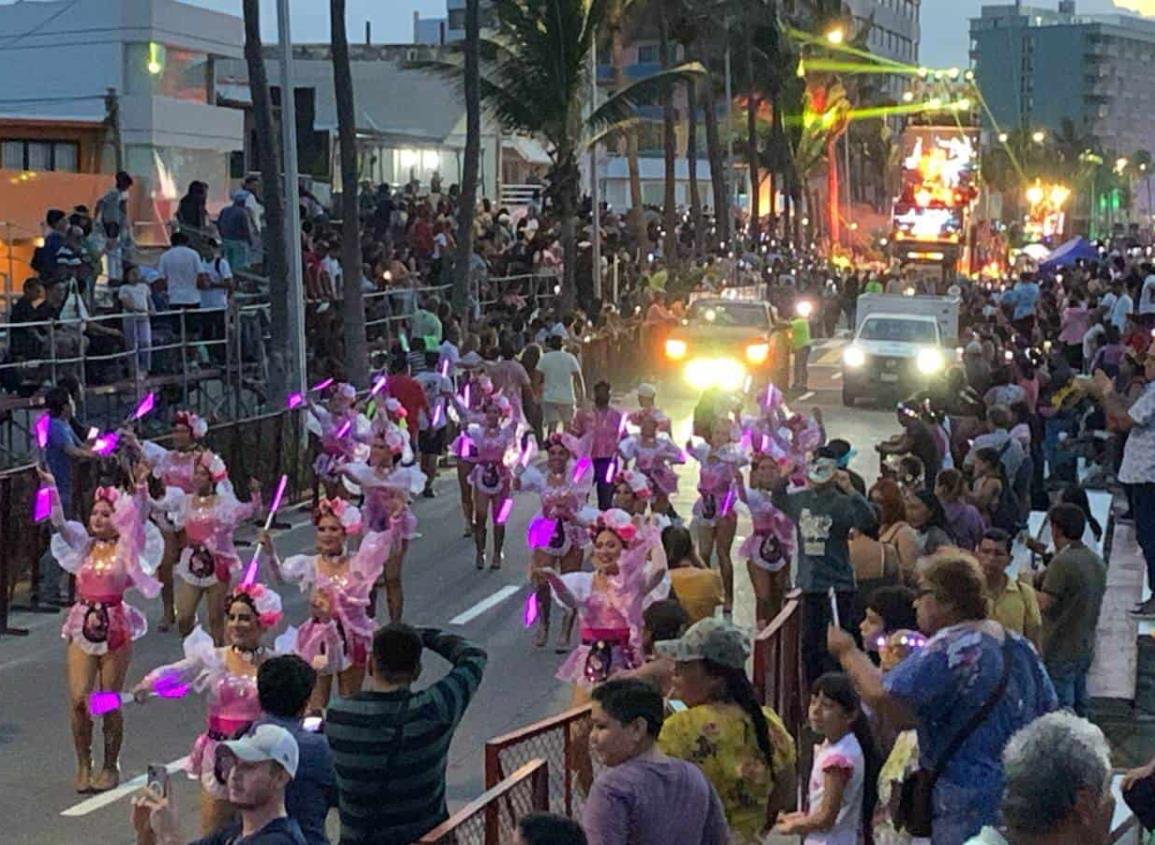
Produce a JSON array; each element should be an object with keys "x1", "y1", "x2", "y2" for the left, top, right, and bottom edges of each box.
[
  {"x1": 432, "y1": 402, "x2": 444, "y2": 427},
  {"x1": 88, "y1": 671, "x2": 190, "y2": 716},
  {"x1": 457, "y1": 435, "x2": 473, "y2": 458},
  {"x1": 287, "y1": 392, "x2": 305, "y2": 410},
  {"x1": 523, "y1": 592, "x2": 540, "y2": 628},
  {"x1": 572, "y1": 456, "x2": 591, "y2": 483},
  {"x1": 463, "y1": 384, "x2": 471, "y2": 409},
  {"x1": 241, "y1": 474, "x2": 288, "y2": 588},
  {"x1": 310, "y1": 378, "x2": 334, "y2": 393},
  {"x1": 370, "y1": 375, "x2": 389, "y2": 397},
  {"x1": 34, "y1": 414, "x2": 50, "y2": 450},
  {"x1": 130, "y1": 392, "x2": 156, "y2": 421},
  {"x1": 439, "y1": 359, "x2": 450, "y2": 378},
  {"x1": 720, "y1": 487, "x2": 736, "y2": 517},
  {"x1": 92, "y1": 432, "x2": 120, "y2": 457},
  {"x1": 336, "y1": 420, "x2": 353, "y2": 439},
  {"x1": 618, "y1": 412, "x2": 629, "y2": 437},
  {"x1": 603, "y1": 459, "x2": 617, "y2": 484},
  {"x1": 527, "y1": 518, "x2": 557, "y2": 549},
  {"x1": 33, "y1": 486, "x2": 52, "y2": 522},
  {"x1": 495, "y1": 498, "x2": 514, "y2": 525}
]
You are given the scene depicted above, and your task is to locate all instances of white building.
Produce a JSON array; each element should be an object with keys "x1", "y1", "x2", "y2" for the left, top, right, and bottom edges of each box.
[{"x1": 0, "y1": 0, "x2": 244, "y2": 242}]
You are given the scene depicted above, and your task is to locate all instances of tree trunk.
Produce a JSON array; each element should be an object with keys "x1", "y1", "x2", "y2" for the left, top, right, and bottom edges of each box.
[
  {"x1": 744, "y1": 26, "x2": 759, "y2": 246},
  {"x1": 330, "y1": 0, "x2": 367, "y2": 387},
  {"x1": 454, "y1": 0, "x2": 481, "y2": 322},
  {"x1": 687, "y1": 77, "x2": 703, "y2": 258},
  {"x1": 554, "y1": 154, "x2": 581, "y2": 314},
  {"x1": 701, "y1": 59, "x2": 730, "y2": 247},
  {"x1": 611, "y1": 20, "x2": 646, "y2": 256},
  {"x1": 826, "y1": 136, "x2": 840, "y2": 248},
  {"x1": 243, "y1": 0, "x2": 290, "y2": 401},
  {"x1": 658, "y1": 2, "x2": 679, "y2": 267}
]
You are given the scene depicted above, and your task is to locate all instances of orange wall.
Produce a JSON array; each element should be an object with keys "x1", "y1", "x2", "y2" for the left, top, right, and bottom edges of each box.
[{"x1": 0, "y1": 122, "x2": 104, "y2": 173}]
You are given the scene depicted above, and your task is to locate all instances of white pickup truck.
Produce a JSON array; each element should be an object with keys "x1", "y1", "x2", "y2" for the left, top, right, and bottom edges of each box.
[{"x1": 840, "y1": 293, "x2": 960, "y2": 407}]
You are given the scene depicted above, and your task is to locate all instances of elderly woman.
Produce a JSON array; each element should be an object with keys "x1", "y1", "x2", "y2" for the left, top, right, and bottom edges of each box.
[{"x1": 827, "y1": 550, "x2": 1056, "y2": 845}]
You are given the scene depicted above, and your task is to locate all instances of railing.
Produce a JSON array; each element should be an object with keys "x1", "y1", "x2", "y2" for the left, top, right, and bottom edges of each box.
[
  {"x1": 417, "y1": 759, "x2": 549, "y2": 845},
  {"x1": 751, "y1": 590, "x2": 805, "y2": 763},
  {"x1": 484, "y1": 705, "x2": 594, "y2": 820},
  {"x1": 499, "y1": 184, "x2": 545, "y2": 209}
]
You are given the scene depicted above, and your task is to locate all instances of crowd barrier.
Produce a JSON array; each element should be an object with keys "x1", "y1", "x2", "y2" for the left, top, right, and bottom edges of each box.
[
  {"x1": 416, "y1": 759, "x2": 549, "y2": 845},
  {"x1": 751, "y1": 590, "x2": 805, "y2": 756},
  {"x1": 0, "y1": 408, "x2": 311, "y2": 637}
]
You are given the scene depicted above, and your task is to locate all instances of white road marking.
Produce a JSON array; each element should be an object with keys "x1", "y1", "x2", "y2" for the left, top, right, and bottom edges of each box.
[
  {"x1": 797, "y1": 391, "x2": 815, "y2": 401},
  {"x1": 831, "y1": 372, "x2": 842, "y2": 381},
  {"x1": 61, "y1": 756, "x2": 189, "y2": 816},
  {"x1": 449, "y1": 585, "x2": 521, "y2": 625}
]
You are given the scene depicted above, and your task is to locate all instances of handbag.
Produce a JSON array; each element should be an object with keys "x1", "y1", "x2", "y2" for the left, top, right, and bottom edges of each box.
[{"x1": 895, "y1": 637, "x2": 1013, "y2": 837}]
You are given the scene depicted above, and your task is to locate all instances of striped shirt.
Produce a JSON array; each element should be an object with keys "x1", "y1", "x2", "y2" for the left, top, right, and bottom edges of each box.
[{"x1": 325, "y1": 629, "x2": 487, "y2": 845}]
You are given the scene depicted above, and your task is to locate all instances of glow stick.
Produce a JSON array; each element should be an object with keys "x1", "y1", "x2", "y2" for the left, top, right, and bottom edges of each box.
[
  {"x1": 439, "y1": 359, "x2": 450, "y2": 378},
  {"x1": 495, "y1": 498, "x2": 514, "y2": 525},
  {"x1": 336, "y1": 420, "x2": 353, "y2": 439},
  {"x1": 463, "y1": 383, "x2": 471, "y2": 409},
  {"x1": 527, "y1": 518, "x2": 557, "y2": 549},
  {"x1": 457, "y1": 435, "x2": 473, "y2": 458},
  {"x1": 34, "y1": 414, "x2": 50, "y2": 450},
  {"x1": 287, "y1": 392, "x2": 305, "y2": 410},
  {"x1": 603, "y1": 459, "x2": 617, "y2": 485},
  {"x1": 130, "y1": 392, "x2": 156, "y2": 422},
  {"x1": 240, "y1": 474, "x2": 288, "y2": 588},
  {"x1": 92, "y1": 432, "x2": 120, "y2": 457},
  {"x1": 310, "y1": 377, "x2": 334, "y2": 393},
  {"x1": 523, "y1": 592, "x2": 540, "y2": 628},
  {"x1": 370, "y1": 375, "x2": 389, "y2": 397},
  {"x1": 87, "y1": 672, "x2": 190, "y2": 716},
  {"x1": 720, "y1": 487, "x2": 736, "y2": 517},
  {"x1": 33, "y1": 486, "x2": 52, "y2": 522},
  {"x1": 86, "y1": 426, "x2": 100, "y2": 442},
  {"x1": 572, "y1": 456, "x2": 591, "y2": 483},
  {"x1": 432, "y1": 402, "x2": 444, "y2": 427},
  {"x1": 618, "y1": 412, "x2": 629, "y2": 437}
]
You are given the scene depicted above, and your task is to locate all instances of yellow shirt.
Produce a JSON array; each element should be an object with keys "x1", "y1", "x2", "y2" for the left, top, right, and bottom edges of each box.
[
  {"x1": 988, "y1": 575, "x2": 1042, "y2": 647},
  {"x1": 659, "y1": 702, "x2": 796, "y2": 843},
  {"x1": 669, "y1": 567, "x2": 725, "y2": 625}
]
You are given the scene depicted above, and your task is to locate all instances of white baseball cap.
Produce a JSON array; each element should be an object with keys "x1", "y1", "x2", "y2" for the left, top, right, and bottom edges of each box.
[{"x1": 222, "y1": 724, "x2": 299, "y2": 778}]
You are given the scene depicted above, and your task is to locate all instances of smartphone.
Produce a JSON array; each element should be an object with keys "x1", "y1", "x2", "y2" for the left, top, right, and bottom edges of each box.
[
  {"x1": 302, "y1": 716, "x2": 324, "y2": 734},
  {"x1": 146, "y1": 764, "x2": 170, "y2": 799},
  {"x1": 668, "y1": 699, "x2": 688, "y2": 713},
  {"x1": 828, "y1": 586, "x2": 840, "y2": 630}
]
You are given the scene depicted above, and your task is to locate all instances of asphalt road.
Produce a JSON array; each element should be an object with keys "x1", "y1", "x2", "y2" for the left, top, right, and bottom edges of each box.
[{"x1": 0, "y1": 336, "x2": 896, "y2": 844}]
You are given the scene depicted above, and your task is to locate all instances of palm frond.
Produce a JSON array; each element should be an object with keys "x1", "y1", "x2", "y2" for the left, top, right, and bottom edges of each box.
[{"x1": 587, "y1": 61, "x2": 706, "y2": 134}]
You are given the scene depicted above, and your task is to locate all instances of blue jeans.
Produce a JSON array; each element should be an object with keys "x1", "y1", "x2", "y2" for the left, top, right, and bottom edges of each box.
[
  {"x1": 1131, "y1": 483, "x2": 1155, "y2": 589},
  {"x1": 1047, "y1": 657, "x2": 1091, "y2": 717}
]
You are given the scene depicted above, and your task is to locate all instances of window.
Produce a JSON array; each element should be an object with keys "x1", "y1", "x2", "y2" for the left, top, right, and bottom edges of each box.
[
  {"x1": 448, "y1": 9, "x2": 465, "y2": 29},
  {"x1": 636, "y1": 44, "x2": 659, "y2": 63},
  {"x1": 1, "y1": 139, "x2": 79, "y2": 172},
  {"x1": 125, "y1": 42, "x2": 210, "y2": 101}
]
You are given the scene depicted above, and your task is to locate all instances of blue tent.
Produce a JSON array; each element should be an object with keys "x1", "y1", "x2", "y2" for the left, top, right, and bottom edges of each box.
[{"x1": 1039, "y1": 237, "x2": 1099, "y2": 270}]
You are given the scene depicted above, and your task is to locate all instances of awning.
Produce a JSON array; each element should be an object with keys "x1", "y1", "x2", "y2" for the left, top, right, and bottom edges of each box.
[
  {"x1": 503, "y1": 135, "x2": 552, "y2": 165},
  {"x1": 1039, "y1": 236, "x2": 1100, "y2": 270}
]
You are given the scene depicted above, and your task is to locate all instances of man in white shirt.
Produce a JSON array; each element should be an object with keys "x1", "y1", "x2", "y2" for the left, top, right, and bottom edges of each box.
[
  {"x1": 200, "y1": 241, "x2": 234, "y2": 364},
  {"x1": 1108, "y1": 279, "x2": 1133, "y2": 332},
  {"x1": 537, "y1": 334, "x2": 585, "y2": 434},
  {"x1": 156, "y1": 232, "x2": 205, "y2": 346},
  {"x1": 414, "y1": 349, "x2": 454, "y2": 497}
]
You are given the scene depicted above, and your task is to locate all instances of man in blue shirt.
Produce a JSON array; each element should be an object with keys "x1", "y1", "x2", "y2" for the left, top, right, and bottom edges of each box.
[
  {"x1": 36, "y1": 385, "x2": 96, "y2": 606},
  {"x1": 1001, "y1": 274, "x2": 1041, "y2": 336},
  {"x1": 256, "y1": 656, "x2": 336, "y2": 845}
]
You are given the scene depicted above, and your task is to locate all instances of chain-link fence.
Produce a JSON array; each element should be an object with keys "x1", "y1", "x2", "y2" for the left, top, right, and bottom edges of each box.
[{"x1": 416, "y1": 759, "x2": 548, "y2": 845}]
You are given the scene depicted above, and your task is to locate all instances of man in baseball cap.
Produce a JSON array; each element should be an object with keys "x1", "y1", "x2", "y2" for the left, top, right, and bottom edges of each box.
[{"x1": 132, "y1": 724, "x2": 306, "y2": 844}]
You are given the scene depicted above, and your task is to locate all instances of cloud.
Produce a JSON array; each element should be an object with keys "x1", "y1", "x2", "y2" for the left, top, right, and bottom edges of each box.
[{"x1": 1114, "y1": 0, "x2": 1155, "y2": 14}]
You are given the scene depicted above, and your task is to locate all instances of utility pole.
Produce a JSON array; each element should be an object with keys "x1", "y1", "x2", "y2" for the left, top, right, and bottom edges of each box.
[
  {"x1": 276, "y1": 0, "x2": 307, "y2": 405},
  {"x1": 590, "y1": 41, "x2": 602, "y2": 301}
]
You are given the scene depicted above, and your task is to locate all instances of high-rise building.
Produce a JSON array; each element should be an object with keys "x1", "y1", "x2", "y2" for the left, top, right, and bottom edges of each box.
[
  {"x1": 970, "y1": 2, "x2": 1155, "y2": 157},
  {"x1": 845, "y1": 0, "x2": 921, "y2": 101},
  {"x1": 446, "y1": 0, "x2": 495, "y2": 43}
]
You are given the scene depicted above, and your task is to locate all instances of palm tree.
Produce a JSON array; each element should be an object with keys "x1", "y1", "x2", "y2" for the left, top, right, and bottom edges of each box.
[
  {"x1": 607, "y1": 0, "x2": 647, "y2": 252},
  {"x1": 454, "y1": 0, "x2": 482, "y2": 320},
  {"x1": 242, "y1": 0, "x2": 291, "y2": 401},
  {"x1": 330, "y1": 0, "x2": 367, "y2": 387},
  {"x1": 657, "y1": 0, "x2": 679, "y2": 265},
  {"x1": 419, "y1": 0, "x2": 702, "y2": 311}
]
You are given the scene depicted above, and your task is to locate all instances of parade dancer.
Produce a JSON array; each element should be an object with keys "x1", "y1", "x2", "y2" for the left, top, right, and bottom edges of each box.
[
  {"x1": 462, "y1": 393, "x2": 519, "y2": 570},
  {"x1": 339, "y1": 427, "x2": 426, "y2": 621},
  {"x1": 307, "y1": 382, "x2": 370, "y2": 498},
  {"x1": 136, "y1": 411, "x2": 208, "y2": 631},
  {"x1": 634, "y1": 383, "x2": 672, "y2": 433},
  {"x1": 542, "y1": 509, "x2": 668, "y2": 705},
  {"x1": 687, "y1": 418, "x2": 750, "y2": 616},
  {"x1": 570, "y1": 380, "x2": 624, "y2": 510},
  {"x1": 263, "y1": 498, "x2": 403, "y2": 712},
  {"x1": 450, "y1": 360, "x2": 493, "y2": 537},
  {"x1": 618, "y1": 409, "x2": 685, "y2": 519},
  {"x1": 40, "y1": 464, "x2": 162, "y2": 793},
  {"x1": 736, "y1": 452, "x2": 796, "y2": 630},
  {"x1": 157, "y1": 452, "x2": 262, "y2": 644},
  {"x1": 134, "y1": 584, "x2": 284, "y2": 833},
  {"x1": 517, "y1": 432, "x2": 597, "y2": 648}
]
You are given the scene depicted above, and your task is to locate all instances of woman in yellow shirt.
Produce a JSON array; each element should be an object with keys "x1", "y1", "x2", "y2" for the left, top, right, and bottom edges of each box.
[
  {"x1": 656, "y1": 618, "x2": 797, "y2": 843},
  {"x1": 662, "y1": 525, "x2": 724, "y2": 624}
]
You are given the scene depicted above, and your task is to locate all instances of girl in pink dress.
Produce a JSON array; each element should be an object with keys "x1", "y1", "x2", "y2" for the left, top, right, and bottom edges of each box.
[
  {"x1": 450, "y1": 367, "x2": 494, "y2": 536},
  {"x1": 263, "y1": 498, "x2": 403, "y2": 713},
  {"x1": 155, "y1": 452, "x2": 262, "y2": 645},
  {"x1": 687, "y1": 418, "x2": 750, "y2": 615},
  {"x1": 516, "y1": 432, "x2": 597, "y2": 648},
  {"x1": 134, "y1": 583, "x2": 284, "y2": 834},
  {"x1": 307, "y1": 382, "x2": 371, "y2": 498},
  {"x1": 41, "y1": 465, "x2": 162, "y2": 793},
  {"x1": 736, "y1": 452, "x2": 797, "y2": 629},
  {"x1": 542, "y1": 509, "x2": 668, "y2": 704},
  {"x1": 137, "y1": 410, "x2": 208, "y2": 631},
  {"x1": 618, "y1": 410, "x2": 685, "y2": 518},
  {"x1": 463, "y1": 393, "x2": 520, "y2": 570},
  {"x1": 339, "y1": 427, "x2": 426, "y2": 621}
]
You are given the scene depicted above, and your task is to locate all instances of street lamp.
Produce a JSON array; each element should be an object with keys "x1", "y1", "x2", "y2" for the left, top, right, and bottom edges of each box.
[
  {"x1": 902, "y1": 90, "x2": 914, "y2": 103},
  {"x1": 825, "y1": 26, "x2": 845, "y2": 45},
  {"x1": 998, "y1": 132, "x2": 1009, "y2": 143},
  {"x1": 1032, "y1": 131, "x2": 1046, "y2": 144}
]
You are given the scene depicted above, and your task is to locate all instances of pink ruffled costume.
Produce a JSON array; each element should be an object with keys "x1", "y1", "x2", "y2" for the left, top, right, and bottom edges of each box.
[
  {"x1": 553, "y1": 524, "x2": 665, "y2": 688},
  {"x1": 140, "y1": 442, "x2": 202, "y2": 531},
  {"x1": 158, "y1": 490, "x2": 260, "y2": 589},
  {"x1": 618, "y1": 433, "x2": 685, "y2": 496},
  {"x1": 464, "y1": 422, "x2": 519, "y2": 497},
  {"x1": 687, "y1": 442, "x2": 749, "y2": 526},
  {"x1": 139, "y1": 627, "x2": 278, "y2": 798},
  {"x1": 51, "y1": 486, "x2": 163, "y2": 656},
  {"x1": 278, "y1": 522, "x2": 400, "y2": 674},
  {"x1": 342, "y1": 461, "x2": 426, "y2": 538},
  {"x1": 308, "y1": 404, "x2": 371, "y2": 485},
  {"x1": 519, "y1": 464, "x2": 597, "y2": 559},
  {"x1": 738, "y1": 488, "x2": 796, "y2": 572}
]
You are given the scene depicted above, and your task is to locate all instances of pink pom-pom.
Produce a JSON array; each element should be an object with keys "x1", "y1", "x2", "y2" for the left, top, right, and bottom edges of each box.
[{"x1": 88, "y1": 691, "x2": 126, "y2": 716}]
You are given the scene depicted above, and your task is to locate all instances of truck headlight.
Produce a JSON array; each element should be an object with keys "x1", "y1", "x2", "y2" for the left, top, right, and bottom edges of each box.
[
  {"x1": 665, "y1": 338, "x2": 687, "y2": 360},
  {"x1": 916, "y1": 347, "x2": 944, "y2": 374},
  {"x1": 745, "y1": 343, "x2": 770, "y2": 364},
  {"x1": 843, "y1": 346, "x2": 866, "y2": 368}
]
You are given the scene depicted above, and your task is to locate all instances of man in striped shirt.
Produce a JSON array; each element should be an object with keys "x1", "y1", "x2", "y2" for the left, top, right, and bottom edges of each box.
[{"x1": 325, "y1": 623, "x2": 487, "y2": 845}]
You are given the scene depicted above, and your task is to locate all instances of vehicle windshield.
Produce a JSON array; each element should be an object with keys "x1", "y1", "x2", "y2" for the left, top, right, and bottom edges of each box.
[
  {"x1": 858, "y1": 317, "x2": 938, "y2": 343},
  {"x1": 687, "y1": 302, "x2": 767, "y2": 328}
]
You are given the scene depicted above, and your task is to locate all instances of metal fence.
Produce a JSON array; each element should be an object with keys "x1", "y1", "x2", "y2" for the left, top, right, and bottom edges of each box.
[
  {"x1": 484, "y1": 705, "x2": 595, "y2": 820},
  {"x1": 751, "y1": 590, "x2": 805, "y2": 770},
  {"x1": 416, "y1": 759, "x2": 549, "y2": 845}
]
